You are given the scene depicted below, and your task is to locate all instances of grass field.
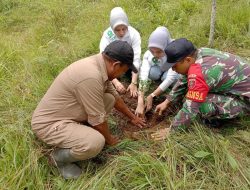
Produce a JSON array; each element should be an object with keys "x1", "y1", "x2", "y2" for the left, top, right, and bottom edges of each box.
[{"x1": 0, "y1": 0, "x2": 250, "y2": 189}]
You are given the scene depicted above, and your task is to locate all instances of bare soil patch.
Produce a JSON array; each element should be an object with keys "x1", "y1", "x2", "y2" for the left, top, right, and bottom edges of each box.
[{"x1": 110, "y1": 85, "x2": 180, "y2": 140}]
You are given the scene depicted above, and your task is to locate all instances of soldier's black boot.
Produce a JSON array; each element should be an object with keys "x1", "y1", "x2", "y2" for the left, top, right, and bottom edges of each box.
[{"x1": 202, "y1": 119, "x2": 221, "y2": 128}]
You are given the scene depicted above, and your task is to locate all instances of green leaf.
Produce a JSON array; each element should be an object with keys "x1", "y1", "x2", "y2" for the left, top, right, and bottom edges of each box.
[
  {"x1": 227, "y1": 154, "x2": 238, "y2": 170},
  {"x1": 194, "y1": 151, "x2": 211, "y2": 158}
]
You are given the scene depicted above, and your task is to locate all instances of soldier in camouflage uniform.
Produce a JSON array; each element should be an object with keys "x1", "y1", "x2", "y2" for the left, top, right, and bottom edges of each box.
[{"x1": 151, "y1": 38, "x2": 250, "y2": 140}]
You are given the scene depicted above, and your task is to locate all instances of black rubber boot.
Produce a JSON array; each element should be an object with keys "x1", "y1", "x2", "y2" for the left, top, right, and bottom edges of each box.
[
  {"x1": 202, "y1": 119, "x2": 221, "y2": 128},
  {"x1": 50, "y1": 149, "x2": 82, "y2": 179}
]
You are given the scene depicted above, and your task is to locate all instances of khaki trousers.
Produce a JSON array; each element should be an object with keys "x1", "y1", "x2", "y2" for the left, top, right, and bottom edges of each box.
[{"x1": 33, "y1": 93, "x2": 115, "y2": 160}]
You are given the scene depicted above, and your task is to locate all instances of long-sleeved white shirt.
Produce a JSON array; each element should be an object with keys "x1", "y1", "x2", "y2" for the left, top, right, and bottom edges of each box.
[
  {"x1": 139, "y1": 50, "x2": 180, "y2": 92},
  {"x1": 99, "y1": 26, "x2": 141, "y2": 70}
]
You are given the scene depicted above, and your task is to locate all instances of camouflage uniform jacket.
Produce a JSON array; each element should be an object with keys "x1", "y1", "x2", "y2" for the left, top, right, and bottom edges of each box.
[{"x1": 167, "y1": 48, "x2": 250, "y2": 128}]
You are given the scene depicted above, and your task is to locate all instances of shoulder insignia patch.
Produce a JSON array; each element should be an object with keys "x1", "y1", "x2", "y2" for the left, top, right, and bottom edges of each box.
[{"x1": 188, "y1": 78, "x2": 196, "y2": 89}]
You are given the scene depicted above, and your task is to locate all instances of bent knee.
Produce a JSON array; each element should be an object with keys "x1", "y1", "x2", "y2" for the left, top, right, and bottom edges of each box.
[
  {"x1": 149, "y1": 66, "x2": 162, "y2": 81},
  {"x1": 72, "y1": 131, "x2": 105, "y2": 160}
]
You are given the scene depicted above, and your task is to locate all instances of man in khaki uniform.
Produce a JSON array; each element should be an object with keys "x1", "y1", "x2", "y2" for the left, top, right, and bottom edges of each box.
[{"x1": 31, "y1": 41, "x2": 145, "y2": 179}]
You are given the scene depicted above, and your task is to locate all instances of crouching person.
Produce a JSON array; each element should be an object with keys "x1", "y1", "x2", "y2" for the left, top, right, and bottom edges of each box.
[
  {"x1": 31, "y1": 41, "x2": 145, "y2": 179},
  {"x1": 135, "y1": 26, "x2": 180, "y2": 117},
  {"x1": 152, "y1": 38, "x2": 250, "y2": 140}
]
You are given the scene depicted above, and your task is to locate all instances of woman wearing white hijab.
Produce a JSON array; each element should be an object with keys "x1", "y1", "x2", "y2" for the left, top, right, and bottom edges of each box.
[
  {"x1": 135, "y1": 26, "x2": 180, "y2": 117},
  {"x1": 100, "y1": 7, "x2": 141, "y2": 98}
]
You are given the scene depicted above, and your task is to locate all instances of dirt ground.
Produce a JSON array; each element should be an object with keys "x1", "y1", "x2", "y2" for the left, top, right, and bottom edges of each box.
[{"x1": 110, "y1": 84, "x2": 180, "y2": 140}]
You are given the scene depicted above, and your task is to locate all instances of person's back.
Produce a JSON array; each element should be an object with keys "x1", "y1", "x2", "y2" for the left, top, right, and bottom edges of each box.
[
  {"x1": 32, "y1": 54, "x2": 117, "y2": 137},
  {"x1": 196, "y1": 48, "x2": 250, "y2": 102}
]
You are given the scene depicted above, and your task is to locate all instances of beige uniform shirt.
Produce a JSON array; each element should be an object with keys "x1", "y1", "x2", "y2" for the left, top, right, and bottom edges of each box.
[{"x1": 32, "y1": 54, "x2": 118, "y2": 130}]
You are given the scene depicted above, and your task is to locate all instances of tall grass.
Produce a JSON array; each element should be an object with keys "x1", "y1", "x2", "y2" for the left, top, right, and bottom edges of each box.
[
  {"x1": 0, "y1": 0, "x2": 249, "y2": 189},
  {"x1": 75, "y1": 124, "x2": 250, "y2": 189}
]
